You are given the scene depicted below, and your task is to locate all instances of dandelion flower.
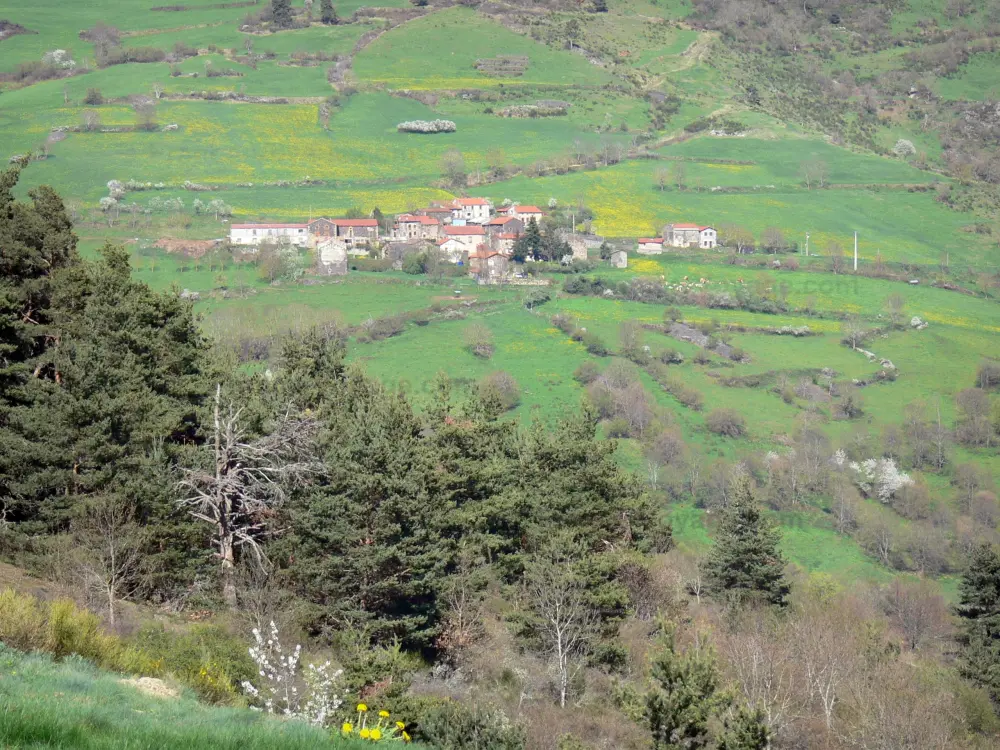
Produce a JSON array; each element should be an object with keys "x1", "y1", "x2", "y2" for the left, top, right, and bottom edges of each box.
[
  {"x1": 371, "y1": 728, "x2": 382, "y2": 740},
  {"x1": 379, "y1": 710, "x2": 390, "y2": 718},
  {"x1": 403, "y1": 731, "x2": 412, "y2": 742},
  {"x1": 357, "y1": 703, "x2": 368, "y2": 712},
  {"x1": 360, "y1": 728, "x2": 370, "y2": 739},
  {"x1": 396, "y1": 721, "x2": 405, "y2": 730},
  {"x1": 342, "y1": 722, "x2": 353, "y2": 734}
]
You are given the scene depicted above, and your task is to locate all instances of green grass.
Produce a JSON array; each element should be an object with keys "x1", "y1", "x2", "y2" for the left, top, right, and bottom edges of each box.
[
  {"x1": 353, "y1": 7, "x2": 615, "y2": 89},
  {"x1": 0, "y1": 644, "x2": 369, "y2": 750},
  {"x1": 936, "y1": 51, "x2": 1000, "y2": 101},
  {"x1": 468, "y1": 165, "x2": 992, "y2": 267}
]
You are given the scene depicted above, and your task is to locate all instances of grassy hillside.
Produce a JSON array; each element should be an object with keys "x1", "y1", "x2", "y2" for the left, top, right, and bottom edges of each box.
[{"x1": 0, "y1": 644, "x2": 368, "y2": 750}]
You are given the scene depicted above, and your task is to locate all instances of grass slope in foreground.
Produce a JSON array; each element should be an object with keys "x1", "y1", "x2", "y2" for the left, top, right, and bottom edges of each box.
[{"x1": 0, "y1": 644, "x2": 369, "y2": 750}]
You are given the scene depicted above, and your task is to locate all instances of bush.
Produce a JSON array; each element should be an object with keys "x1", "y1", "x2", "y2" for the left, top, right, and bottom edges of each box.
[
  {"x1": 573, "y1": 361, "x2": 601, "y2": 384},
  {"x1": 399, "y1": 697, "x2": 526, "y2": 750},
  {"x1": 605, "y1": 417, "x2": 632, "y2": 438},
  {"x1": 582, "y1": 332, "x2": 608, "y2": 356},
  {"x1": 0, "y1": 589, "x2": 46, "y2": 651},
  {"x1": 463, "y1": 322, "x2": 495, "y2": 359},
  {"x1": 977, "y1": 360, "x2": 1000, "y2": 389},
  {"x1": 705, "y1": 408, "x2": 746, "y2": 438},
  {"x1": 551, "y1": 313, "x2": 577, "y2": 334},
  {"x1": 46, "y1": 598, "x2": 116, "y2": 663},
  {"x1": 659, "y1": 348, "x2": 684, "y2": 364},
  {"x1": 479, "y1": 371, "x2": 521, "y2": 412},
  {"x1": 84, "y1": 88, "x2": 104, "y2": 105}
]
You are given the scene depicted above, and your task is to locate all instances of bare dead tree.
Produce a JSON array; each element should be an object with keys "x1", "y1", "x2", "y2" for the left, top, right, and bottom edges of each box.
[
  {"x1": 524, "y1": 561, "x2": 596, "y2": 708},
  {"x1": 178, "y1": 384, "x2": 321, "y2": 607},
  {"x1": 72, "y1": 497, "x2": 145, "y2": 631}
]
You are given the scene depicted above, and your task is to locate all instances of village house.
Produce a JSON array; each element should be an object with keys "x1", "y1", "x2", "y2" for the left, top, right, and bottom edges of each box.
[
  {"x1": 469, "y1": 247, "x2": 511, "y2": 285},
  {"x1": 332, "y1": 218, "x2": 379, "y2": 248},
  {"x1": 448, "y1": 197, "x2": 492, "y2": 224},
  {"x1": 230, "y1": 222, "x2": 310, "y2": 247},
  {"x1": 637, "y1": 237, "x2": 664, "y2": 255},
  {"x1": 416, "y1": 206, "x2": 453, "y2": 224},
  {"x1": 308, "y1": 218, "x2": 338, "y2": 242},
  {"x1": 394, "y1": 214, "x2": 441, "y2": 241},
  {"x1": 437, "y1": 237, "x2": 469, "y2": 264},
  {"x1": 484, "y1": 215, "x2": 524, "y2": 238},
  {"x1": 491, "y1": 232, "x2": 520, "y2": 254},
  {"x1": 664, "y1": 223, "x2": 717, "y2": 249},
  {"x1": 442, "y1": 224, "x2": 485, "y2": 251},
  {"x1": 504, "y1": 204, "x2": 544, "y2": 222},
  {"x1": 609, "y1": 249, "x2": 628, "y2": 268}
]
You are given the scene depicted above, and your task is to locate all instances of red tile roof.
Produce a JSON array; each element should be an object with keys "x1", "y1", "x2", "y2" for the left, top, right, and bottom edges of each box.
[
  {"x1": 453, "y1": 197, "x2": 490, "y2": 207},
  {"x1": 516, "y1": 205, "x2": 544, "y2": 214},
  {"x1": 333, "y1": 218, "x2": 378, "y2": 227},
  {"x1": 671, "y1": 222, "x2": 700, "y2": 229},
  {"x1": 486, "y1": 216, "x2": 518, "y2": 225},
  {"x1": 231, "y1": 223, "x2": 308, "y2": 229},
  {"x1": 443, "y1": 225, "x2": 485, "y2": 236},
  {"x1": 638, "y1": 237, "x2": 663, "y2": 244},
  {"x1": 699, "y1": 226, "x2": 714, "y2": 231},
  {"x1": 396, "y1": 214, "x2": 440, "y2": 225}
]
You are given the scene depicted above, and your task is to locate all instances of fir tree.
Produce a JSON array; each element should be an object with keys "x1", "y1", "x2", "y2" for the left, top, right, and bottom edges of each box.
[
  {"x1": 955, "y1": 543, "x2": 1000, "y2": 704},
  {"x1": 320, "y1": 0, "x2": 337, "y2": 25},
  {"x1": 645, "y1": 624, "x2": 728, "y2": 750},
  {"x1": 700, "y1": 475, "x2": 789, "y2": 607},
  {"x1": 511, "y1": 217, "x2": 543, "y2": 262},
  {"x1": 271, "y1": 0, "x2": 293, "y2": 28}
]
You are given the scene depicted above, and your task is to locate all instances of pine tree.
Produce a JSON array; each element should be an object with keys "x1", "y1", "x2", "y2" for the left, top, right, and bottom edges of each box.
[
  {"x1": 717, "y1": 708, "x2": 770, "y2": 750},
  {"x1": 955, "y1": 543, "x2": 1000, "y2": 703},
  {"x1": 271, "y1": 0, "x2": 293, "y2": 28},
  {"x1": 285, "y1": 370, "x2": 453, "y2": 648},
  {"x1": 511, "y1": 217, "x2": 543, "y2": 262},
  {"x1": 700, "y1": 475, "x2": 789, "y2": 607},
  {"x1": 320, "y1": 0, "x2": 337, "y2": 25},
  {"x1": 645, "y1": 624, "x2": 728, "y2": 750}
]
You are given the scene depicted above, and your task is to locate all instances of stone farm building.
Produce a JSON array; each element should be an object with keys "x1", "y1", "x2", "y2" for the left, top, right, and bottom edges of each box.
[
  {"x1": 230, "y1": 222, "x2": 310, "y2": 246},
  {"x1": 664, "y1": 223, "x2": 717, "y2": 249},
  {"x1": 394, "y1": 214, "x2": 441, "y2": 241}
]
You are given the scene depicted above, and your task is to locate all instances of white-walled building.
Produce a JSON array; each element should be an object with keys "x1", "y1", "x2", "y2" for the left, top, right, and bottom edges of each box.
[
  {"x1": 230, "y1": 223, "x2": 309, "y2": 247},
  {"x1": 665, "y1": 223, "x2": 717, "y2": 249},
  {"x1": 637, "y1": 237, "x2": 664, "y2": 254},
  {"x1": 449, "y1": 197, "x2": 491, "y2": 224}
]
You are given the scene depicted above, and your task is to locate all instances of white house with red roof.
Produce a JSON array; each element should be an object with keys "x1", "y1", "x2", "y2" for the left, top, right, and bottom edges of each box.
[
  {"x1": 448, "y1": 197, "x2": 492, "y2": 224},
  {"x1": 230, "y1": 222, "x2": 309, "y2": 247},
  {"x1": 637, "y1": 237, "x2": 664, "y2": 254},
  {"x1": 504, "y1": 204, "x2": 544, "y2": 222},
  {"x1": 665, "y1": 223, "x2": 717, "y2": 249},
  {"x1": 442, "y1": 224, "x2": 485, "y2": 249}
]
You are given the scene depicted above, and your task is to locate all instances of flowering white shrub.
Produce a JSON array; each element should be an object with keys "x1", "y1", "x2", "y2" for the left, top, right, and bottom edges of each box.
[
  {"x1": 241, "y1": 621, "x2": 344, "y2": 727},
  {"x1": 849, "y1": 458, "x2": 912, "y2": 502},
  {"x1": 42, "y1": 49, "x2": 76, "y2": 69},
  {"x1": 831, "y1": 449, "x2": 847, "y2": 468},
  {"x1": 396, "y1": 119, "x2": 456, "y2": 133}
]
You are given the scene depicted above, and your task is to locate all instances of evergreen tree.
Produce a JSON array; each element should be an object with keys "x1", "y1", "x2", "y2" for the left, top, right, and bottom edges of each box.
[
  {"x1": 271, "y1": 0, "x2": 293, "y2": 28},
  {"x1": 320, "y1": 0, "x2": 337, "y2": 25},
  {"x1": 955, "y1": 543, "x2": 1000, "y2": 704},
  {"x1": 717, "y1": 708, "x2": 770, "y2": 750},
  {"x1": 511, "y1": 217, "x2": 544, "y2": 262},
  {"x1": 286, "y1": 370, "x2": 453, "y2": 648},
  {"x1": 645, "y1": 624, "x2": 728, "y2": 750},
  {"x1": 591, "y1": 0, "x2": 609, "y2": 11},
  {"x1": 700, "y1": 476, "x2": 789, "y2": 607}
]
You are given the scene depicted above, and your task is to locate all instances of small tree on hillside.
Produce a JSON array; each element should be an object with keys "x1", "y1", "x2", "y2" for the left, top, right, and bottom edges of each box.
[
  {"x1": 840, "y1": 315, "x2": 868, "y2": 350},
  {"x1": 271, "y1": 0, "x2": 294, "y2": 28},
  {"x1": 441, "y1": 149, "x2": 466, "y2": 188},
  {"x1": 463, "y1": 322, "x2": 495, "y2": 359},
  {"x1": 701, "y1": 475, "x2": 789, "y2": 607},
  {"x1": 955, "y1": 543, "x2": 1000, "y2": 703},
  {"x1": 320, "y1": 0, "x2": 338, "y2": 24}
]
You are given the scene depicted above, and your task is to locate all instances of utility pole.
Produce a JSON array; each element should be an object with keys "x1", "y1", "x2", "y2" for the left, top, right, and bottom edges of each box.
[
  {"x1": 853, "y1": 231, "x2": 858, "y2": 271},
  {"x1": 572, "y1": 212, "x2": 576, "y2": 235},
  {"x1": 805, "y1": 232, "x2": 809, "y2": 257}
]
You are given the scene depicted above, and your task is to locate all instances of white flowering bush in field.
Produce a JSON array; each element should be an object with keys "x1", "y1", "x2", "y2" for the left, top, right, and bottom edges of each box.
[
  {"x1": 396, "y1": 119, "x2": 456, "y2": 133},
  {"x1": 849, "y1": 457, "x2": 912, "y2": 502},
  {"x1": 241, "y1": 621, "x2": 344, "y2": 727}
]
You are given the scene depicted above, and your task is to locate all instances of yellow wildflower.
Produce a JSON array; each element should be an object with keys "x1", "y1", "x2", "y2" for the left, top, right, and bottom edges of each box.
[
  {"x1": 403, "y1": 731, "x2": 412, "y2": 742},
  {"x1": 360, "y1": 728, "x2": 370, "y2": 739},
  {"x1": 379, "y1": 710, "x2": 390, "y2": 718},
  {"x1": 396, "y1": 721, "x2": 406, "y2": 730},
  {"x1": 342, "y1": 722, "x2": 353, "y2": 734},
  {"x1": 371, "y1": 728, "x2": 382, "y2": 740},
  {"x1": 357, "y1": 703, "x2": 368, "y2": 712}
]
